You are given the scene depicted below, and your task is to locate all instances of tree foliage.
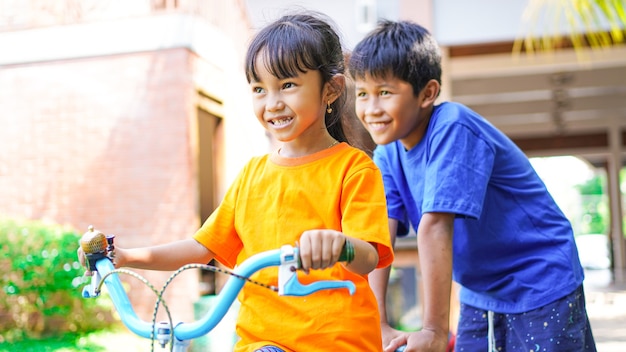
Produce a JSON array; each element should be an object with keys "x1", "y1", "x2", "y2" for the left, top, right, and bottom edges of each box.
[{"x1": 0, "y1": 217, "x2": 115, "y2": 343}]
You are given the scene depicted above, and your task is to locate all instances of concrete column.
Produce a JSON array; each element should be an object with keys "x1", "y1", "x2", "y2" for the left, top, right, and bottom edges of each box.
[{"x1": 607, "y1": 119, "x2": 626, "y2": 284}]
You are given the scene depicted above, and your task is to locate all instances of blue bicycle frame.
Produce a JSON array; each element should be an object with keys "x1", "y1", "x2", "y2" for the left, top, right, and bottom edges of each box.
[
  {"x1": 80, "y1": 227, "x2": 407, "y2": 352},
  {"x1": 82, "y1": 244, "x2": 361, "y2": 351}
]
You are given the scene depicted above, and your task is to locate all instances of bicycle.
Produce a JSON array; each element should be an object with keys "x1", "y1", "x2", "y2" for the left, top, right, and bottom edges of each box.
[{"x1": 79, "y1": 225, "x2": 407, "y2": 351}]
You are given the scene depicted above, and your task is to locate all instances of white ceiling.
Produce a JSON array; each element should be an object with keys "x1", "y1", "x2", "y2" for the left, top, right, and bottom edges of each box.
[{"x1": 447, "y1": 45, "x2": 626, "y2": 160}]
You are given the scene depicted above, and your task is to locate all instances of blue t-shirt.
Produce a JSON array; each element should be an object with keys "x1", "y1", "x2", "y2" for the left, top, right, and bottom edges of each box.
[{"x1": 374, "y1": 102, "x2": 584, "y2": 313}]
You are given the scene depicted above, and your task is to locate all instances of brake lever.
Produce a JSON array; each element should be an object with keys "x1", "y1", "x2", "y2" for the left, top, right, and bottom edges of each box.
[
  {"x1": 82, "y1": 270, "x2": 103, "y2": 298},
  {"x1": 277, "y1": 245, "x2": 356, "y2": 296}
]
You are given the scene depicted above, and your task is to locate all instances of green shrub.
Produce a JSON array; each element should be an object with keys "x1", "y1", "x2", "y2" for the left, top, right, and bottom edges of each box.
[{"x1": 0, "y1": 217, "x2": 116, "y2": 343}]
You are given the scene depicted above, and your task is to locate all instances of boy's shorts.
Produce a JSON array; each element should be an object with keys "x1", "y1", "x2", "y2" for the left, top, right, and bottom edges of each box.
[
  {"x1": 254, "y1": 346, "x2": 285, "y2": 352},
  {"x1": 455, "y1": 285, "x2": 596, "y2": 351}
]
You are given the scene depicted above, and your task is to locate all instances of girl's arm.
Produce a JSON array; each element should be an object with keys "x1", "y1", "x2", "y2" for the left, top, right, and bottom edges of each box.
[
  {"x1": 343, "y1": 236, "x2": 379, "y2": 275},
  {"x1": 111, "y1": 238, "x2": 216, "y2": 271}
]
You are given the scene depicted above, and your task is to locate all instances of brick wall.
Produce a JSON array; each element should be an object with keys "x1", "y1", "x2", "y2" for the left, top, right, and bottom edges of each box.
[
  {"x1": 0, "y1": 48, "x2": 205, "y2": 320},
  {"x1": 0, "y1": 0, "x2": 260, "y2": 324}
]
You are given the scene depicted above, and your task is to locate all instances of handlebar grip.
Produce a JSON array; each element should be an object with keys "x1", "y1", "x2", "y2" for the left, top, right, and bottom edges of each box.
[{"x1": 337, "y1": 239, "x2": 354, "y2": 263}]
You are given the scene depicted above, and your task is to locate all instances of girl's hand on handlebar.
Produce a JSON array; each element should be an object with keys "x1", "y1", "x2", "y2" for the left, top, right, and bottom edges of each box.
[
  {"x1": 77, "y1": 245, "x2": 125, "y2": 275},
  {"x1": 76, "y1": 247, "x2": 93, "y2": 276},
  {"x1": 298, "y1": 229, "x2": 346, "y2": 273}
]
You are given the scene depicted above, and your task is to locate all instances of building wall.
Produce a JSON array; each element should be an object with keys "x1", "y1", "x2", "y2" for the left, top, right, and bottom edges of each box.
[
  {"x1": 0, "y1": 47, "x2": 204, "y2": 317},
  {"x1": 0, "y1": 1, "x2": 260, "y2": 322}
]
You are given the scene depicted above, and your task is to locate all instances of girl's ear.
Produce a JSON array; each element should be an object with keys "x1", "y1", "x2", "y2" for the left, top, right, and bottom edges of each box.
[
  {"x1": 420, "y1": 79, "x2": 440, "y2": 108},
  {"x1": 326, "y1": 74, "x2": 346, "y2": 104}
]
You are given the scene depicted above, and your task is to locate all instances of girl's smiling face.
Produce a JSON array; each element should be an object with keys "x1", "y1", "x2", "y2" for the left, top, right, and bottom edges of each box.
[{"x1": 250, "y1": 53, "x2": 330, "y2": 149}]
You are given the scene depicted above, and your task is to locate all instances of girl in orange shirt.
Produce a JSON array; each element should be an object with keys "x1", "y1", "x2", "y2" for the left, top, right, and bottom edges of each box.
[{"x1": 80, "y1": 11, "x2": 393, "y2": 351}]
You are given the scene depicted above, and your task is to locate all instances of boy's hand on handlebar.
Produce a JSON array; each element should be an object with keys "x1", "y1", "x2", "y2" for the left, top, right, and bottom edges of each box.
[
  {"x1": 384, "y1": 329, "x2": 449, "y2": 352},
  {"x1": 298, "y1": 229, "x2": 346, "y2": 273}
]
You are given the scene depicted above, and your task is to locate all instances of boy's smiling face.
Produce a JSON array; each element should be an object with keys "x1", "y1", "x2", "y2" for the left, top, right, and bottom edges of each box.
[{"x1": 354, "y1": 73, "x2": 436, "y2": 150}]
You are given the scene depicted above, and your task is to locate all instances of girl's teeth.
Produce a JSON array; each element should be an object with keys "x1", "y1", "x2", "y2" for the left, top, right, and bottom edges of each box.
[{"x1": 272, "y1": 118, "x2": 292, "y2": 126}]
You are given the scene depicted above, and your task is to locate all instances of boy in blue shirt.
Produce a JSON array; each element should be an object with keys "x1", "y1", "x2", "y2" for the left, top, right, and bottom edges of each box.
[{"x1": 348, "y1": 20, "x2": 596, "y2": 352}]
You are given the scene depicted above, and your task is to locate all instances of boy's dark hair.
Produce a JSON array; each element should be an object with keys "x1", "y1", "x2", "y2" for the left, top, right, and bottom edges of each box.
[
  {"x1": 245, "y1": 12, "x2": 348, "y2": 143},
  {"x1": 348, "y1": 20, "x2": 442, "y2": 96}
]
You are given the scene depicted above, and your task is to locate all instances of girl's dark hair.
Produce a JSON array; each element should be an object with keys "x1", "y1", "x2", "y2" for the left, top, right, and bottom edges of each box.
[
  {"x1": 245, "y1": 12, "x2": 347, "y2": 142},
  {"x1": 348, "y1": 20, "x2": 442, "y2": 96}
]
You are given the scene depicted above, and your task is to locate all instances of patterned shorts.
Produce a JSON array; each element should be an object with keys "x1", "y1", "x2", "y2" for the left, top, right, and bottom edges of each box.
[
  {"x1": 455, "y1": 285, "x2": 596, "y2": 351},
  {"x1": 254, "y1": 346, "x2": 285, "y2": 352}
]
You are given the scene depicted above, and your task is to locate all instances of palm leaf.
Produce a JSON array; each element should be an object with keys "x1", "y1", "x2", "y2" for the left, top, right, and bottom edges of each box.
[{"x1": 514, "y1": 0, "x2": 626, "y2": 54}]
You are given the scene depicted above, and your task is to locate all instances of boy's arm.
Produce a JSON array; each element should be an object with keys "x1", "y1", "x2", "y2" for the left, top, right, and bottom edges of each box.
[
  {"x1": 416, "y1": 212, "x2": 454, "y2": 340},
  {"x1": 369, "y1": 218, "x2": 398, "y2": 327},
  {"x1": 375, "y1": 214, "x2": 453, "y2": 352}
]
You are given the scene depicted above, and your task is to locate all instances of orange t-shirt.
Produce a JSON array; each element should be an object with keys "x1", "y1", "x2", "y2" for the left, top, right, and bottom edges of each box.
[{"x1": 193, "y1": 142, "x2": 393, "y2": 351}]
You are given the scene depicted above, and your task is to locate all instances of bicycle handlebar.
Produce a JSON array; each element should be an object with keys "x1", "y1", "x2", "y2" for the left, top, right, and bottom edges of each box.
[{"x1": 80, "y1": 226, "x2": 357, "y2": 347}]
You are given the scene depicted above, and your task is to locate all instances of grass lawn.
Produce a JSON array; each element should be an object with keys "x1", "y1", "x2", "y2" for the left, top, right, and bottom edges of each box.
[{"x1": 0, "y1": 328, "x2": 152, "y2": 352}]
